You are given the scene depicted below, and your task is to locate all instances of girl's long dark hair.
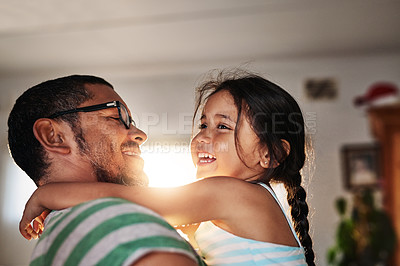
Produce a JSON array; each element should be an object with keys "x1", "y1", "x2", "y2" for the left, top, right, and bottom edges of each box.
[{"x1": 194, "y1": 70, "x2": 315, "y2": 266}]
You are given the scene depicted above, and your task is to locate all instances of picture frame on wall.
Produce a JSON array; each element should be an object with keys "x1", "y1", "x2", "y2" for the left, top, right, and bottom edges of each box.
[
  {"x1": 341, "y1": 143, "x2": 381, "y2": 191},
  {"x1": 304, "y1": 77, "x2": 338, "y2": 101}
]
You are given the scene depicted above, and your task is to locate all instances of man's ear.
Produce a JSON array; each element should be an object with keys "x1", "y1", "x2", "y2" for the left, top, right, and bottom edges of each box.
[{"x1": 33, "y1": 118, "x2": 71, "y2": 154}]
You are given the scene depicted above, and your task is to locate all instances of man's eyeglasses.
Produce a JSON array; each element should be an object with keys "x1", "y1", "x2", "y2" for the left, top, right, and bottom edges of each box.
[{"x1": 48, "y1": 101, "x2": 135, "y2": 129}]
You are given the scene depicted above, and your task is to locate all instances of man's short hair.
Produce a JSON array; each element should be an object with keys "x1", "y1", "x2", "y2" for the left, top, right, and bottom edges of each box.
[{"x1": 7, "y1": 75, "x2": 113, "y2": 186}]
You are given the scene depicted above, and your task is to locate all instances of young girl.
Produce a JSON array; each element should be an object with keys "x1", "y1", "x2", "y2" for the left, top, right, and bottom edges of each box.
[{"x1": 21, "y1": 71, "x2": 315, "y2": 265}]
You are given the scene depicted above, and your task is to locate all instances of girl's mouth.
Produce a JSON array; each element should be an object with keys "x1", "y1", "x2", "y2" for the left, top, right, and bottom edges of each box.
[{"x1": 197, "y1": 152, "x2": 216, "y2": 165}]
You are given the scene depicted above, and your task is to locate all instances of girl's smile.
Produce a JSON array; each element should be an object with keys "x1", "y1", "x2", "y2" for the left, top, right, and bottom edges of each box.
[{"x1": 197, "y1": 152, "x2": 217, "y2": 165}]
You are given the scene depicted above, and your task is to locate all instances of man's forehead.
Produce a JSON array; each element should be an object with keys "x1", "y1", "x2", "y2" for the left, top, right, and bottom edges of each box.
[{"x1": 82, "y1": 83, "x2": 128, "y2": 108}]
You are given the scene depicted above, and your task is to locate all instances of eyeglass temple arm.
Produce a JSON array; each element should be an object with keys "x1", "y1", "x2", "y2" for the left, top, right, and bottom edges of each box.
[{"x1": 48, "y1": 102, "x2": 118, "y2": 119}]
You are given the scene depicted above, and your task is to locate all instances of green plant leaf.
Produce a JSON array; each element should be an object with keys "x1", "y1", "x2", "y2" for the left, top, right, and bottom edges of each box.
[
  {"x1": 327, "y1": 247, "x2": 337, "y2": 264},
  {"x1": 335, "y1": 197, "x2": 347, "y2": 216}
]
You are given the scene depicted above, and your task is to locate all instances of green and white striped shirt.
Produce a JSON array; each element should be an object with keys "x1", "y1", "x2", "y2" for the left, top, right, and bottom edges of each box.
[{"x1": 30, "y1": 197, "x2": 205, "y2": 266}]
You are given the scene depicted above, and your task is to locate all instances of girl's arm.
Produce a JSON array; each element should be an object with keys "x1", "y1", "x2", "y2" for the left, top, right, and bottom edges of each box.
[{"x1": 20, "y1": 177, "x2": 246, "y2": 240}]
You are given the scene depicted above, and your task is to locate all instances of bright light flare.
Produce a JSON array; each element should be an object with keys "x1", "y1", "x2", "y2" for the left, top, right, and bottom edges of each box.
[{"x1": 142, "y1": 144, "x2": 196, "y2": 187}]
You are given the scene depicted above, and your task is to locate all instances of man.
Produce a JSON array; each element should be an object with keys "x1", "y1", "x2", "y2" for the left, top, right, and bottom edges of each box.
[{"x1": 8, "y1": 75, "x2": 203, "y2": 265}]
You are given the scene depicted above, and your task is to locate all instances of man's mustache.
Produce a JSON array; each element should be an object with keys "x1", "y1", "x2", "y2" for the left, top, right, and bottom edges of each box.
[{"x1": 121, "y1": 142, "x2": 141, "y2": 152}]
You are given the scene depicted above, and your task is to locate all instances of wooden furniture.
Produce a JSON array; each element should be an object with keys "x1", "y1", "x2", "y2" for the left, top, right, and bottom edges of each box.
[{"x1": 368, "y1": 104, "x2": 400, "y2": 265}]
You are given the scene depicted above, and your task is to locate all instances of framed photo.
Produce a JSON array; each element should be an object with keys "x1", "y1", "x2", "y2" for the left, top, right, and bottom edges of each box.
[
  {"x1": 304, "y1": 77, "x2": 338, "y2": 101},
  {"x1": 341, "y1": 143, "x2": 381, "y2": 190}
]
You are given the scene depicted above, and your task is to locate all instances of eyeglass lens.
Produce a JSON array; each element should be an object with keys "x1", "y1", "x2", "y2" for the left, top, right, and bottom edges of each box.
[{"x1": 119, "y1": 103, "x2": 130, "y2": 128}]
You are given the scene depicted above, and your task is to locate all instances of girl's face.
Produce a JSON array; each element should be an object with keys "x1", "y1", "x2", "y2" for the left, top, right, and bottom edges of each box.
[{"x1": 191, "y1": 90, "x2": 266, "y2": 181}]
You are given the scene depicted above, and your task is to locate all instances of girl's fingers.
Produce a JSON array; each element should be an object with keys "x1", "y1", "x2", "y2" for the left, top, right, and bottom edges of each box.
[
  {"x1": 33, "y1": 219, "x2": 42, "y2": 234},
  {"x1": 33, "y1": 212, "x2": 48, "y2": 235},
  {"x1": 40, "y1": 209, "x2": 50, "y2": 221},
  {"x1": 36, "y1": 210, "x2": 50, "y2": 235},
  {"x1": 20, "y1": 223, "x2": 39, "y2": 240},
  {"x1": 20, "y1": 209, "x2": 50, "y2": 240},
  {"x1": 28, "y1": 225, "x2": 39, "y2": 239},
  {"x1": 19, "y1": 219, "x2": 31, "y2": 240}
]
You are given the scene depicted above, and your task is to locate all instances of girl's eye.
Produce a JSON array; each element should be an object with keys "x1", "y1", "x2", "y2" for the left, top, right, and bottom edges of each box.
[
  {"x1": 199, "y1": 123, "x2": 207, "y2": 129},
  {"x1": 218, "y1": 124, "x2": 230, "y2": 130}
]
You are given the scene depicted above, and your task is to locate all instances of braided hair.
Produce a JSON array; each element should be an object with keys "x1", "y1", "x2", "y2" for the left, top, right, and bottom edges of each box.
[{"x1": 194, "y1": 69, "x2": 315, "y2": 265}]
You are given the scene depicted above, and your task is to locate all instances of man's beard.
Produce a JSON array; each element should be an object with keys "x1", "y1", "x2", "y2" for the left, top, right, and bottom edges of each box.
[
  {"x1": 74, "y1": 130, "x2": 149, "y2": 187},
  {"x1": 94, "y1": 166, "x2": 149, "y2": 187}
]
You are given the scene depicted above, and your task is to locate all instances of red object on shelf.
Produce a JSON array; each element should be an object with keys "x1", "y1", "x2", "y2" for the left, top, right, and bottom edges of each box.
[{"x1": 354, "y1": 82, "x2": 399, "y2": 107}]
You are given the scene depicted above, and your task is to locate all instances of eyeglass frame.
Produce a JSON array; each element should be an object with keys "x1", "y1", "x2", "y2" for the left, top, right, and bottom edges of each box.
[{"x1": 47, "y1": 101, "x2": 135, "y2": 129}]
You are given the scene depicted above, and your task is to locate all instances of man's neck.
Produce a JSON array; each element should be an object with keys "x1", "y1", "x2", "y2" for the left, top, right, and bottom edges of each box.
[{"x1": 46, "y1": 156, "x2": 97, "y2": 184}]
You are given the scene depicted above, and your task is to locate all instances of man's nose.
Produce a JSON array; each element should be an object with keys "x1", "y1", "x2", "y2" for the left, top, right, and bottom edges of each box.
[{"x1": 128, "y1": 126, "x2": 148, "y2": 145}]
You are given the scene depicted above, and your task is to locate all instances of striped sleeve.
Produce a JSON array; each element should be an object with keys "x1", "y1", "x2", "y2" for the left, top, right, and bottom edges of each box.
[{"x1": 30, "y1": 197, "x2": 204, "y2": 266}]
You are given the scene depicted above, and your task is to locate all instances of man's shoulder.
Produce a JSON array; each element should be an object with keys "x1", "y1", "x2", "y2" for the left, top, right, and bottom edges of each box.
[
  {"x1": 43, "y1": 196, "x2": 175, "y2": 245},
  {"x1": 47, "y1": 197, "x2": 165, "y2": 227},
  {"x1": 72, "y1": 197, "x2": 159, "y2": 214},
  {"x1": 72, "y1": 196, "x2": 151, "y2": 210},
  {"x1": 33, "y1": 197, "x2": 202, "y2": 266}
]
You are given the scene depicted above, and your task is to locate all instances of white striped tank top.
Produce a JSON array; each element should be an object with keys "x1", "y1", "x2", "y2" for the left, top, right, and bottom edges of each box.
[{"x1": 194, "y1": 183, "x2": 307, "y2": 265}]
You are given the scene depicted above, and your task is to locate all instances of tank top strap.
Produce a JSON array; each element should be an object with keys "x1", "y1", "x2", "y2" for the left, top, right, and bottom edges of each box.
[{"x1": 257, "y1": 182, "x2": 302, "y2": 247}]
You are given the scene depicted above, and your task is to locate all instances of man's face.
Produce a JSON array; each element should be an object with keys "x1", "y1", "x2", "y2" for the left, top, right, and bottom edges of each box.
[{"x1": 76, "y1": 84, "x2": 148, "y2": 186}]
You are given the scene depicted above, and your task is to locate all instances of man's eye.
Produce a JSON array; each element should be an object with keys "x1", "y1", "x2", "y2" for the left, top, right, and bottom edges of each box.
[{"x1": 108, "y1": 117, "x2": 120, "y2": 121}]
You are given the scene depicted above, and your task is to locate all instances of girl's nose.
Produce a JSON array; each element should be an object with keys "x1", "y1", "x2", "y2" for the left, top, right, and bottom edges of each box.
[{"x1": 193, "y1": 129, "x2": 211, "y2": 144}]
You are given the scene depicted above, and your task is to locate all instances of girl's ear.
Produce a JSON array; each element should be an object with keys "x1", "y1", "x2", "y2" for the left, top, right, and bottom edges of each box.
[
  {"x1": 258, "y1": 145, "x2": 270, "y2": 169},
  {"x1": 33, "y1": 118, "x2": 71, "y2": 155},
  {"x1": 258, "y1": 139, "x2": 291, "y2": 169},
  {"x1": 281, "y1": 139, "x2": 291, "y2": 158}
]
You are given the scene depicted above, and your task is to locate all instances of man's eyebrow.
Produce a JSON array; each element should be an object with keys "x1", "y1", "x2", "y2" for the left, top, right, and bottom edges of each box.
[{"x1": 98, "y1": 108, "x2": 119, "y2": 115}]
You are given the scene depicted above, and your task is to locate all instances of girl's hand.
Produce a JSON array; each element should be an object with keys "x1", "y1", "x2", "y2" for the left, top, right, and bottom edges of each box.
[
  {"x1": 20, "y1": 210, "x2": 50, "y2": 240},
  {"x1": 19, "y1": 188, "x2": 50, "y2": 240}
]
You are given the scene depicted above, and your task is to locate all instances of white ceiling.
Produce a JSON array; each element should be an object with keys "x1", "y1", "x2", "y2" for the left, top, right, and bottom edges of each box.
[{"x1": 0, "y1": 0, "x2": 399, "y2": 76}]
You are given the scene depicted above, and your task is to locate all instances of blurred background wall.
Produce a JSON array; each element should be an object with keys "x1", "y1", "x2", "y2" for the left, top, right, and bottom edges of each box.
[{"x1": 0, "y1": 1, "x2": 399, "y2": 265}]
